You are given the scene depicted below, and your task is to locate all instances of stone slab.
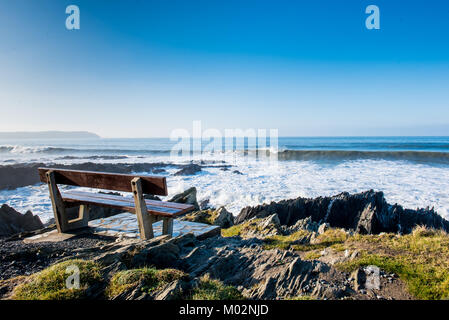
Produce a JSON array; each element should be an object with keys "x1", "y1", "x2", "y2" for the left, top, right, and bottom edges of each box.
[
  {"x1": 24, "y1": 213, "x2": 220, "y2": 243},
  {"x1": 88, "y1": 213, "x2": 221, "y2": 239}
]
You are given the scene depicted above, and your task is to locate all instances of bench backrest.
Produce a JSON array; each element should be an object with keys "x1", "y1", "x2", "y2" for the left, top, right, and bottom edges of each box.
[{"x1": 38, "y1": 167, "x2": 168, "y2": 196}]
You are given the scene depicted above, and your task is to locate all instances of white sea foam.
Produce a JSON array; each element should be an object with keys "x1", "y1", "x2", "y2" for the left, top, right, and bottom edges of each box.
[{"x1": 2, "y1": 155, "x2": 449, "y2": 224}]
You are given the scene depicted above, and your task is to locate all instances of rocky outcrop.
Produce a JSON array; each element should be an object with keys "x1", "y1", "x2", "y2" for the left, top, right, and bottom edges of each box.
[
  {"x1": 168, "y1": 187, "x2": 199, "y2": 211},
  {"x1": 180, "y1": 206, "x2": 234, "y2": 228},
  {"x1": 243, "y1": 214, "x2": 283, "y2": 238},
  {"x1": 0, "y1": 229, "x2": 417, "y2": 300},
  {"x1": 213, "y1": 207, "x2": 234, "y2": 228},
  {"x1": 236, "y1": 190, "x2": 449, "y2": 235},
  {"x1": 0, "y1": 204, "x2": 44, "y2": 237},
  {"x1": 177, "y1": 236, "x2": 349, "y2": 299},
  {"x1": 69, "y1": 233, "x2": 351, "y2": 300},
  {"x1": 174, "y1": 164, "x2": 202, "y2": 176}
]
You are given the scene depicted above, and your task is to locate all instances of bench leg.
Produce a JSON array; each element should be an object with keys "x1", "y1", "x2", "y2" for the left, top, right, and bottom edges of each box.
[
  {"x1": 66, "y1": 204, "x2": 90, "y2": 230},
  {"x1": 46, "y1": 171, "x2": 69, "y2": 233},
  {"x1": 131, "y1": 177, "x2": 154, "y2": 240},
  {"x1": 78, "y1": 204, "x2": 90, "y2": 226},
  {"x1": 162, "y1": 217, "x2": 174, "y2": 237},
  {"x1": 47, "y1": 171, "x2": 90, "y2": 233}
]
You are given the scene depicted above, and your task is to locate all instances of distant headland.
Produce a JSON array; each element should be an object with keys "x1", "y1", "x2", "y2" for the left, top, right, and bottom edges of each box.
[{"x1": 0, "y1": 131, "x2": 100, "y2": 139}]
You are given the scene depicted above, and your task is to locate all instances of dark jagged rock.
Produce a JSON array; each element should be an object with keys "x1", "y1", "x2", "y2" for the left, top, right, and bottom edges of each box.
[
  {"x1": 180, "y1": 207, "x2": 234, "y2": 228},
  {"x1": 235, "y1": 190, "x2": 449, "y2": 235},
  {"x1": 0, "y1": 162, "x2": 171, "y2": 190},
  {"x1": 144, "y1": 194, "x2": 161, "y2": 201},
  {"x1": 199, "y1": 199, "x2": 212, "y2": 210},
  {"x1": 85, "y1": 233, "x2": 350, "y2": 300},
  {"x1": 177, "y1": 236, "x2": 349, "y2": 299},
  {"x1": 168, "y1": 187, "x2": 199, "y2": 211},
  {"x1": 173, "y1": 164, "x2": 202, "y2": 176},
  {"x1": 213, "y1": 207, "x2": 234, "y2": 228},
  {"x1": 0, "y1": 204, "x2": 44, "y2": 237}
]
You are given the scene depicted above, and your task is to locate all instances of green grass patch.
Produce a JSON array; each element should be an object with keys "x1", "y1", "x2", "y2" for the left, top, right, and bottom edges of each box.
[
  {"x1": 287, "y1": 295, "x2": 316, "y2": 300},
  {"x1": 263, "y1": 228, "x2": 347, "y2": 252},
  {"x1": 263, "y1": 230, "x2": 311, "y2": 250},
  {"x1": 224, "y1": 222, "x2": 449, "y2": 300},
  {"x1": 221, "y1": 219, "x2": 263, "y2": 237},
  {"x1": 11, "y1": 259, "x2": 102, "y2": 300},
  {"x1": 106, "y1": 267, "x2": 188, "y2": 298},
  {"x1": 182, "y1": 209, "x2": 220, "y2": 225},
  {"x1": 303, "y1": 250, "x2": 322, "y2": 260},
  {"x1": 337, "y1": 227, "x2": 449, "y2": 300},
  {"x1": 190, "y1": 275, "x2": 244, "y2": 300}
]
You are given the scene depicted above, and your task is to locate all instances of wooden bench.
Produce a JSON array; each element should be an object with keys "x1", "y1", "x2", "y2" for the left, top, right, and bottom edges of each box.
[{"x1": 38, "y1": 168, "x2": 194, "y2": 240}]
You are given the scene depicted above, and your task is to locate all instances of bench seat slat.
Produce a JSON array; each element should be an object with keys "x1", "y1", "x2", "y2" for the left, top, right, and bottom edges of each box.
[
  {"x1": 61, "y1": 191, "x2": 194, "y2": 217},
  {"x1": 65, "y1": 190, "x2": 194, "y2": 211}
]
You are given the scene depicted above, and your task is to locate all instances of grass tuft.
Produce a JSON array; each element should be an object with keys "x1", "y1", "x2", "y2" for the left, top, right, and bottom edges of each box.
[
  {"x1": 287, "y1": 295, "x2": 316, "y2": 300},
  {"x1": 11, "y1": 259, "x2": 102, "y2": 300},
  {"x1": 221, "y1": 219, "x2": 264, "y2": 237},
  {"x1": 106, "y1": 267, "x2": 187, "y2": 298},
  {"x1": 182, "y1": 209, "x2": 220, "y2": 225},
  {"x1": 336, "y1": 226, "x2": 449, "y2": 300},
  {"x1": 263, "y1": 228, "x2": 347, "y2": 252},
  {"x1": 263, "y1": 230, "x2": 312, "y2": 250},
  {"x1": 190, "y1": 275, "x2": 244, "y2": 300}
]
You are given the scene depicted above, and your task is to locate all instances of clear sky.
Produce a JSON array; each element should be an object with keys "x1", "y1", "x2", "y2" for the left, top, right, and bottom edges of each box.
[{"x1": 0, "y1": 0, "x2": 448, "y2": 138}]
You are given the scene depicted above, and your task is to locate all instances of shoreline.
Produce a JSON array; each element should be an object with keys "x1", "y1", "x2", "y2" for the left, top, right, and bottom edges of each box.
[{"x1": 2, "y1": 159, "x2": 449, "y2": 224}]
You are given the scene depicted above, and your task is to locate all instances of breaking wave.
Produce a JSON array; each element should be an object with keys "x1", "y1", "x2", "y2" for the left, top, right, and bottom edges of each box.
[
  {"x1": 276, "y1": 150, "x2": 449, "y2": 164},
  {"x1": 0, "y1": 145, "x2": 172, "y2": 155}
]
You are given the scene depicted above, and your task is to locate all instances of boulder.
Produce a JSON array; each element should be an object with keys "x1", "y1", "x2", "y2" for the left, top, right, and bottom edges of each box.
[
  {"x1": 174, "y1": 164, "x2": 202, "y2": 176},
  {"x1": 225, "y1": 214, "x2": 283, "y2": 239},
  {"x1": 179, "y1": 207, "x2": 233, "y2": 228},
  {"x1": 0, "y1": 204, "x2": 44, "y2": 237},
  {"x1": 318, "y1": 223, "x2": 330, "y2": 235},
  {"x1": 131, "y1": 241, "x2": 181, "y2": 269},
  {"x1": 213, "y1": 207, "x2": 234, "y2": 228},
  {"x1": 286, "y1": 216, "x2": 319, "y2": 233},
  {"x1": 352, "y1": 268, "x2": 366, "y2": 291},
  {"x1": 168, "y1": 187, "x2": 199, "y2": 211},
  {"x1": 199, "y1": 199, "x2": 212, "y2": 210}
]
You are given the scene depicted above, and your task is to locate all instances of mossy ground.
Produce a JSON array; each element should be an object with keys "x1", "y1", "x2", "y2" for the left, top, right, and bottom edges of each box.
[
  {"x1": 8, "y1": 259, "x2": 243, "y2": 300},
  {"x1": 221, "y1": 218, "x2": 265, "y2": 237},
  {"x1": 182, "y1": 209, "x2": 220, "y2": 225},
  {"x1": 11, "y1": 259, "x2": 102, "y2": 300},
  {"x1": 190, "y1": 275, "x2": 244, "y2": 300},
  {"x1": 336, "y1": 226, "x2": 449, "y2": 300},
  {"x1": 106, "y1": 267, "x2": 188, "y2": 298},
  {"x1": 222, "y1": 222, "x2": 347, "y2": 251},
  {"x1": 222, "y1": 224, "x2": 449, "y2": 300},
  {"x1": 287, "y1": 295, "x2": 315, "y2": 300}
]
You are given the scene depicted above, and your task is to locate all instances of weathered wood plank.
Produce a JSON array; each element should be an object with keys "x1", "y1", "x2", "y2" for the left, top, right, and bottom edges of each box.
[
  {"x1": 64, "y1": 190, "x2": 194, "y2": 213},
  {"x1": 46, "y1": 171, "x2": 68, "y2": 233},
  {"x1": 60, "y1": 192, "x2": 187, "y2": 217},
  {"x1": 131, "y1": 177, "x2": 154, "y2": 239},
  {"x1": 38, "y1": 167, "x2": 167, "y2": 195},
  {"x1": 162, "y1": 217, "x2": 174, "y2": 237}
]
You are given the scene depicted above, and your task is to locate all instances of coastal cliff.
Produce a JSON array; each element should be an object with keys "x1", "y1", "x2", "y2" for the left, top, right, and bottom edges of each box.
[{"x1": 1, "y1": 189, "x2": 449, "y2": 300}]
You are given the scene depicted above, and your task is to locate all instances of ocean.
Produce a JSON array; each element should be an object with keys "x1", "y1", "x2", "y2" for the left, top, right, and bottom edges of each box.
[{"x1": 1, "y1": 136, "x2": 449, "y2": 223}]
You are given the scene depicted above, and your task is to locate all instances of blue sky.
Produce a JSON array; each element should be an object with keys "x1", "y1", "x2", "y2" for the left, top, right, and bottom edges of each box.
[{"x1": 0, "y1": 0, "x2": 448, "y2": 137}]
